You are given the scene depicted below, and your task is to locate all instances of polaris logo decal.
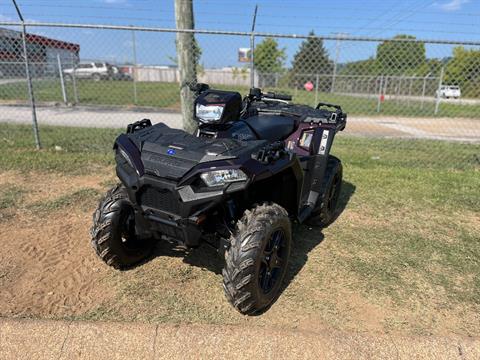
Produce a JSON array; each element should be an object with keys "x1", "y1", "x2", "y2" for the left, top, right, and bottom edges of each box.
[{"x1": 167, "y1": 148, "x2": 176, "y2": 155}]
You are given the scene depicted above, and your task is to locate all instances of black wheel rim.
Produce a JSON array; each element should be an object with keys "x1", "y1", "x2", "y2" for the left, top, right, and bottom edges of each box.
[
  {"x1": 327, "y1": 174, "x2": 341, "y2": 212},
  {"x1": 259, "y1": 229, "x2": 287, "y2": 294},
  {"x1": 119, "y1": 207, "x2": 139, "y2": 251}
]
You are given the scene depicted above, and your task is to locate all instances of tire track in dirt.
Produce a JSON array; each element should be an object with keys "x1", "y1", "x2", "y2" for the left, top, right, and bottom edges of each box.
[{"x1": 0, "y1": 173, "x2": 114, "y2": 318}]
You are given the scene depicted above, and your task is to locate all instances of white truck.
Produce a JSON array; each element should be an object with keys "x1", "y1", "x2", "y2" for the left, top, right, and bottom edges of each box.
[
  {"x1": 437, "y1": 85, "x2": 461, "y2": 99},
  {"x1": 63, "y1": 62, "x2": 113, "y2": 81}
]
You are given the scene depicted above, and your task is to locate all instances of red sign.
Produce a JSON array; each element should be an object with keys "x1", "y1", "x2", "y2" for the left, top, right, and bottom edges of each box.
[{"x1": 304, "y1": 81, "x2": 314, "y2": 92}]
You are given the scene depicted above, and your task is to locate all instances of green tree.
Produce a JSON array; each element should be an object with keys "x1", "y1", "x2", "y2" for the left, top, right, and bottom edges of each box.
[
  {"x1": 445, "y1": 46, "x2": 480, "y2": 97},
  {"x1": 254, "y1": 38, "x2": 286, "y2": 86},
  {"x1": 291, "y1": 31, "x2": 333, "y2": 74},
  {"x1": 290, "y1": 32, "x2": 333, "y2": 90},
  {"x1": 376, "y1": 35, "x2": 426, "y2": 75},
  {"x1": 415, "y1": 59, "x2": 443, "y2": 77},
  {"x1": 339, "y1": 58, "x2": 379, "y2": 76}
]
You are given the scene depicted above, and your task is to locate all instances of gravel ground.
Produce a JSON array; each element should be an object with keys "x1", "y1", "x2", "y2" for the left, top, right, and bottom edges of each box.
[{"x1": 1, "y1": 318, "x2": 479, "y2": 360}]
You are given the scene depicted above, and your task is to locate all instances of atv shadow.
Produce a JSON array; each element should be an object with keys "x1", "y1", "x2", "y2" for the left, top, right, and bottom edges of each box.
[
  {"x1": 330, "y1": 180, "x2": 356, "y2": 225},
  {"x1": 260, "y1": 180, "x2": 356, "y2": 314},
  {"x1": 143, "y1": 239, "x2": 224, "y2": 275}
]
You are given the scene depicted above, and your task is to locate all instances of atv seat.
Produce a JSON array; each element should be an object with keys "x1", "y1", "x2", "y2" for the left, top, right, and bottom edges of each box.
[{"x1": 244, "y1": 114, "x2": 296, "y2": 142}]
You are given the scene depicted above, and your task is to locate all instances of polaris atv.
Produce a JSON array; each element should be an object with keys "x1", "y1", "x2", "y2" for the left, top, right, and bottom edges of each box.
[{"x1": 91, "y1": 84, "x2": 346, "y2": 315}]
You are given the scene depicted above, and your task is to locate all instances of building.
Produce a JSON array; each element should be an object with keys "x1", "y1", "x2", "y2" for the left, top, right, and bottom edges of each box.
[{"x1": 0, "y1": 27, "x2": 80, "y2": 77}]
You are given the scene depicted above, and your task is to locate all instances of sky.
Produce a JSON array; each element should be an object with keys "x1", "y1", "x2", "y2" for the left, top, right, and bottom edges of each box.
[{"x1": 0, "y1": 0, "x2": 479, "y2": 67}]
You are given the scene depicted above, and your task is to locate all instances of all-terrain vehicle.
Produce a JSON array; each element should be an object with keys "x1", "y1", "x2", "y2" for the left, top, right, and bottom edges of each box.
[{"x1": 91, "y1": 84, "x2": 346, "y2": 315}]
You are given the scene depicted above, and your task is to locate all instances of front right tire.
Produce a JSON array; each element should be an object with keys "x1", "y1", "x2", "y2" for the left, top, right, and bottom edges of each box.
[{"x1": 223, "y1": 203, "x2": 292, "y2": 315}]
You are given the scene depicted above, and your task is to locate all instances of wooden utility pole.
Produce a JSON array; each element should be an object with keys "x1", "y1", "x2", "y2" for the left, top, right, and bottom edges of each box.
[{"x1": 175, "y1": 0, "x2": 197, "y2": 133}]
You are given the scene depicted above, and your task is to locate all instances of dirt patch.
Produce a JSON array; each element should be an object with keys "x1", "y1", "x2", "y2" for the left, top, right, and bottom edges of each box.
[
  {"x1": 344, "y1": 121, "x2": 408, "y2": 137},
  {"x1": 0, "y1": 171, "x2": 115, "y2": 318},
  {"x1": 0, "y1": 170, "x2": 113, "y2": 204},
  {"x1": 0, "y1": 212, "x2": 113, "y2": 317}
]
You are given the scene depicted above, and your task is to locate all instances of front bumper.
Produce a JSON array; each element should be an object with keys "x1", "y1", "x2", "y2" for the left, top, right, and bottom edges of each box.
[{"x1": 116, "y1": 160, "x2": 242, "y2": 247}]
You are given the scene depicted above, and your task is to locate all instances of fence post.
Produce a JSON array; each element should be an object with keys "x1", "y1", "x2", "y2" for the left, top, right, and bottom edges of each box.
[
  {"x1": 20, "y1": 22, "x2": 41, "y2": 149},
  {"x1": 383, "y1": 76, "x2": 389, "y2": 96},
  {"x1": 377, "y1": 75, "x2": 384, "y2": 113},
  {"x1": 420, "y1": 73, "x2": 429, "y2": 110},
  {"x1": 407, "y1": 77, "x2": 413, "y2": 107},
  {"x1": 12, "y1": 0, "x2": 41, "y2": 149},
  {"x1": 396, "y1": 76, "x2": 402, "y2": 104},
  {"x1": 71, "y1": 55, "x2": 79, "y2": 104},
  {"x1": 434, "y1": 67, "x2": 444, "y2": 115},
  {"x1": 174, "y1": 0, "x2": 197, "y2": 133},
  {"x1": 314, "y1": 73, "x2": 319, "y2": 107},
  {"x1": 131, "y1": 28, "x2": 138, "y2": 105},
  {"x1": 57, "y1": 54, "x2": 67, "y2": 105},
  {"x1": 249, "y1": 5, "x2": 258, "y2": 88}
]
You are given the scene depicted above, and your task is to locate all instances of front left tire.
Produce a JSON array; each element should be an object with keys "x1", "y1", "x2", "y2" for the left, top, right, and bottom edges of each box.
[{"x1": 91, "y1": 184, "x2": 154, "y2": 269}]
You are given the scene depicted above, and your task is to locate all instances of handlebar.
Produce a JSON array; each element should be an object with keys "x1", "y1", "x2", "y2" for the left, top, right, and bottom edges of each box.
[
  {"x1": 248, "y1": 87, "x2": 292, "y2": 101},
  {"x1": 189, "y1": 82, "x2": 210, "y2": 94},
  {"x1": 263, "y1": 92, "x2": 292, "y2": 101}
]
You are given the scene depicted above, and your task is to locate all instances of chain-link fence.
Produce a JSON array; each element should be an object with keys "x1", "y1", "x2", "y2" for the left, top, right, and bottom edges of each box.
[{"x1": 0, "y1": 22, "x2": 479, "y2": 167}]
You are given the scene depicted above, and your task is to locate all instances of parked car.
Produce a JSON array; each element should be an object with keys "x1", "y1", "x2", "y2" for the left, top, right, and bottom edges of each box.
[
  {"x1": 111, "y1": 65, "x2": 133, "y2": 81},
  {"x1": 437, "y1": 85, "x2": 461, "y2": 99},
  {"x1": 63, "y1": 62, "x2": 114, "y2": 81}
]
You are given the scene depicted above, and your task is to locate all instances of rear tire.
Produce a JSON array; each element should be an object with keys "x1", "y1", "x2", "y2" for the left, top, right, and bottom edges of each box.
[
  {"x1": 223, "y1": 203, "x2": 292, "y2": 315},
  {"x1": 308, "y1": 156, "x2": 343, "y2": 227},
  {"x1": 92, "y1": 73, "x2": 101, "y2": 82},
  {"x1": 91, "y1": 184, "x2": 154, "y2": 269}
]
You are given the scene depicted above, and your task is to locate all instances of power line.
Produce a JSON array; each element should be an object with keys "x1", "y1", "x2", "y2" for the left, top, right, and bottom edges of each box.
[
  {"x1": 190, "y1": 0, "x2": 480, "y2": 17},
  {"x1": 362, "y1": 0, "x2": 438, "y2": 37},
  {"x1": 254, "y1": 22, "x2": 480, "y2": 36},
  {"x1": 0, "y1": 4, "x2": 157, "y2": 12},
  {"x1": 183, "y1": 11, "x2": 480, "y2": 28}
]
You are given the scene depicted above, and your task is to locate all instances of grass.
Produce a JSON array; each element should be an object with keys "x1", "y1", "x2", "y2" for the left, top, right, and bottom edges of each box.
[
  {"x1": 0, "y1": 185, "x2": 25, "y2": 210},
  {"x1": 0, "y1": 79, "x2": 181, "y2": 109},
  {"x1": 1, "y1": 123, "x2": 479, "y2": 335},
  {"x1": 29, "y1": 187, "x2": 100, "y2": 212},
  {"x1": 0, "y1": 184, "x2": 26, "y2": 222},
  {"x1": 0, "y1": 123, "x2": 118, "y2": 173},
  {"x1": 1, "y1": 79, "x2": 480, "y2": 118}
]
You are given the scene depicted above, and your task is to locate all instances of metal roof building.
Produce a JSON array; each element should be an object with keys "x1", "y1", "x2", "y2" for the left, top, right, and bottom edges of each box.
[{"x1": 0, "y1": 27, "x2": 80, "y2": 77}]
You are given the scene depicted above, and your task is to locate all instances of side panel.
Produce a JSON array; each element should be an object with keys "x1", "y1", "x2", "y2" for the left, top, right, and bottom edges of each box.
[{"x1": 298, "y1": 125, "x2": 337, "y2": 209}]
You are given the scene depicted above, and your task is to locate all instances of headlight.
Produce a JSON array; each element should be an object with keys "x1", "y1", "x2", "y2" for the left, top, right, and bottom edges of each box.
[
  {"x1": 200, "y1": 169, "x2": 247, "y2": 187},
  {"x1": 119, "y1": 147, "x2": 134, "y2": 168},
  {"x1": 195, "y1": 104, "x2": 224, "y2": 123},
  {"x1": 118, "y1": 147, "x2": 141, "y2": 175}
]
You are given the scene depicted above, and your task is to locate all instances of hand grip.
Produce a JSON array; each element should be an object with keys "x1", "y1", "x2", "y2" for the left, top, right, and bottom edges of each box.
[{"x1": 264, "y1": 92, "x2": 292, "y2": 101}]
